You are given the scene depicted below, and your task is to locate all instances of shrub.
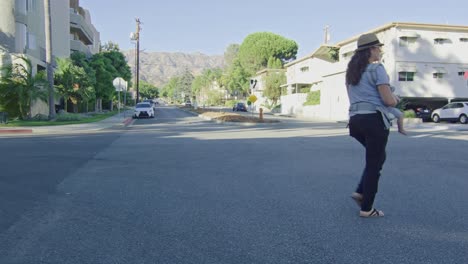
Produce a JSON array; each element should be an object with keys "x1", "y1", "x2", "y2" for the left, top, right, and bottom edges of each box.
[
  {"x1": 404, "y1": 109, "x2": 416, "y2": 118},
  {"x1": 303, "y1": 91, "x2": 320, "y2": 106},
  {"x1": 31, "y1": 114, "x2": 49, "y2": 121},
  {"x1": 225, "y1": 100, "x2": 237, "y2": 108}
]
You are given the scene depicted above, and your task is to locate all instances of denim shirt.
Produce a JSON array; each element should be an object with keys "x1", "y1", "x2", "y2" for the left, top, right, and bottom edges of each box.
[{"x1": 347, "y1": 63, "x2": 390, "y2": 116}]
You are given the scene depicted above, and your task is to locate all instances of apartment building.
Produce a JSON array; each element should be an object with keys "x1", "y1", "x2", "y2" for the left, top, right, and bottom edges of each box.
[
  {"x1": 0, "y1": 0, "x2": 100, "y2": 115},
  {"x1": 281, "y1": 22, "x2": 468, "y2": 121}
]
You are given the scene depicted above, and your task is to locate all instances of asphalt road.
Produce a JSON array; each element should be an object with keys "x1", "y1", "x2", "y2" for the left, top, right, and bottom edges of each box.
[{"x1": 1, "y1": 106, "x2": 467, "y2": 263}]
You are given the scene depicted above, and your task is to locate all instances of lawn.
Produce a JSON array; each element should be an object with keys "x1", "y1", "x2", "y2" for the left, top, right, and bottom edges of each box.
[{"x1": 0, "y1": 111, "x2": 119, "y2": 127}]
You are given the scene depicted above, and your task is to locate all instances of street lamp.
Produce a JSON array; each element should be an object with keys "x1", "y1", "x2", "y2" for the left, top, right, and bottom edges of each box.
[{"x1": 130, "y1": 18, "x2": 141, "y2": 104}]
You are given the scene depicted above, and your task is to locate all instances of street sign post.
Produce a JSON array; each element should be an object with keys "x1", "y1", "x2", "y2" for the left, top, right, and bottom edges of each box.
[
  {"x1": 113, "y1": 77, "x2": 127, "y2": 117},
  {"x1": 248, "y1": 95, "x2": 257, "y2": 115}
]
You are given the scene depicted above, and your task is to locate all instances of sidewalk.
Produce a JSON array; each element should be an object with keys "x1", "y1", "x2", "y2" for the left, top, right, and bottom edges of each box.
[
  {"x1": 0, "y1": 110, "x2": 134, "y2": 135},
  {"x1": 266, "y1": 112, "x2": 468, "y2": 132}
]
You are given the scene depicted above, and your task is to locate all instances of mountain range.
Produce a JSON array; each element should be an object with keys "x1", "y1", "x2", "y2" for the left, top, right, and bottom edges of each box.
[{"x1": 123, "y1": 50, "x2": 225, "y2": 87}]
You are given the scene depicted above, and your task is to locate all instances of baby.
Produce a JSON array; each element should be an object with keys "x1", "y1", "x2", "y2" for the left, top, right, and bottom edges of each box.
[
  {"x1": 387, "y1": 106, "x2": 407, "y2": 135},
  {"x1": 387, "y1": 86, "x2": 406, "y2": 135}
]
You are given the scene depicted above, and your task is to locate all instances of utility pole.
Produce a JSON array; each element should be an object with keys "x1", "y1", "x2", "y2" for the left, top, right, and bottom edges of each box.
[
  {"x1": 324, "y1": 25, "x2": 330, "y2": 44},
  {"x1": 44, "y1": 0, "x2": 55, "y2": 119},
  {"x1": 135, "y1": 18, "x2": 141, "y2": 104}
]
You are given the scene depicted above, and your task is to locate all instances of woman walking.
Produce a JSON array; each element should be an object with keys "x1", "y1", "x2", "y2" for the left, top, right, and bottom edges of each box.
[{"x1": 346, "y1": 33, "x2": 398, "y2": 218}]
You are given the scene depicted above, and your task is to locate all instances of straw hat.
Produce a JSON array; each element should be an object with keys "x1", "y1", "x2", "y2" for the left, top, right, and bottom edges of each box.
[{"x1": 355, "y1": 33, "x2": 383, "y2": 51}]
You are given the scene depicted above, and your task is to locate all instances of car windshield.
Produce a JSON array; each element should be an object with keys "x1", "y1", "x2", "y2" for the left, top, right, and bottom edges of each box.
[{"x1": 136, "y1": 103, "x2": 151, "y2": 108}]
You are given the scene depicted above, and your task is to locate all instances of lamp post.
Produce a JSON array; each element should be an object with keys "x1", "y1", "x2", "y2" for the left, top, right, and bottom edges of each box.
[{"x1": 130, "y1": 18, "x2": 141, "y2": 104}]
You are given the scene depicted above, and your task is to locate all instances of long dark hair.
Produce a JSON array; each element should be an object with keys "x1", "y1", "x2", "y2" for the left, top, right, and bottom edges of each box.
[{"x1": 345, "y1": 49, "x2": 371, "y2": 86}]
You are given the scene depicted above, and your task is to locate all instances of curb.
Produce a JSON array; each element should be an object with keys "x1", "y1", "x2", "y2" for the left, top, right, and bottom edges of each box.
[
  {"x1": 198, "y1": 114, "x2": 280, "y2": 126},
  {"x1": 0, "y1": 128, "x2": 33, "y2": 134},
  {"x1": 122, "y1": 117, "x2": 134, "y2": 127}
]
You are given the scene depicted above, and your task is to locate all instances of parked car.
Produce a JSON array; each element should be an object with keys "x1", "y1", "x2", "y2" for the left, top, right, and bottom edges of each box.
[
  {"x1": 233, "y1": 102, "x2": 247, "y2": 112},
  {"x1": 415, "y1": 106, "x2": 432, "y2": 121},
  {"x1": 184, "y1": 101, "x2": 192, "y2": 107},
  {"x1": 407, "y1": 105, "x2": 432, "y2": 122},
  {"x1": 133, "y1": 102, "x2": 155, "y2": 118},
  {"x1": 431, "y1": 102, "x2": 468, "y2": 124}
]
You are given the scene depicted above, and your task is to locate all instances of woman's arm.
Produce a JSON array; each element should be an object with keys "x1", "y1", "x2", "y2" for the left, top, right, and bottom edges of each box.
[{"x1": 378, "y1": 84, "x2": 398, "y2": 107}]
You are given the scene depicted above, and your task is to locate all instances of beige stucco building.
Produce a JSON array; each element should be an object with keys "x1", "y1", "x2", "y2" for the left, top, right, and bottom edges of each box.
[{"x1": 0, "y1": 0, "x2": 100, "y2": 116}]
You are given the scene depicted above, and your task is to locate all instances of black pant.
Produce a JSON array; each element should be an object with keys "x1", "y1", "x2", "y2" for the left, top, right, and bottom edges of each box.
[{"x1": 349, "y1": 113, "x2": 389, "y2": 211}]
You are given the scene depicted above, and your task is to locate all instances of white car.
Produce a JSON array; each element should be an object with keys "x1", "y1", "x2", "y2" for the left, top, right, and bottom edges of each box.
[
  {"x1": 133, "y1": 102, "x2": 155, "y2": 118},
  {"x1": 431, "y1": 102, "x2": 468, "y2": 124}
]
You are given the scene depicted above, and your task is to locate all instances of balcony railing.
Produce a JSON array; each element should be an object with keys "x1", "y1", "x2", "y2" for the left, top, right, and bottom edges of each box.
[{"x1": 69, "y1": 11, "x2": 94, "y2": 45}]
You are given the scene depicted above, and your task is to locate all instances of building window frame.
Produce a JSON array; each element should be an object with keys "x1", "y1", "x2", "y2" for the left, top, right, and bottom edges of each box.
[
  {"x1": 433, "y1": 72, "x2": 445, "y2": 79},
  {"x1": 27, "y1": 0, "x2": 37, "y2": 12},
  {"x1": 398, "y1": 71, "x2": 415, "y2": 82},
  {"x1": 434, "y1": 38, "x2": 452, "y2": 45},
  {"x1": 399, "y1": 36, "x2": 417, "y2": 47}
]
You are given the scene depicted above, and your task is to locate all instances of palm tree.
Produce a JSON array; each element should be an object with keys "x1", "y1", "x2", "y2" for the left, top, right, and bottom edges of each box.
[
  {"x1": 54, "y1": 58, "x2": 92, "y2": 113},
  {"x1": 0, "y1": 57, "x2": 48, "y2": 119},
  {"x1": 44, "y1": 0, "x2": 55, "y2": 119}
]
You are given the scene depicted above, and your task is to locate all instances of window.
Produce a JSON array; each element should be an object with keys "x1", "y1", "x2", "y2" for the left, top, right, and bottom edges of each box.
[
  {"x1": 300, "y1": 66, "x2": 309, "y2": 72},
  {"x1": 433, "y1": 67, "x2": 446, "y2": 79},
  {"x1": 399, "y1": 37, "x2": 417, "y2": 47},
  {"x1": 27, "y1": 32, "x2": 36, "y2": 50},
  {"x1": 458, "y1": 71, "x2": 466, "y2": 76},
  {"x1": 15, "y1": 0, "x2": 27, "y2": 15},
  {"x1": 27, "y1": 0, "x2": 37, "y2": 12},
  {"x1": 433, "y1": 73, "x2": 444, "y2": 79},
  {"x1": 398, "y1": 72, "x2": 414, "y2": 81},
  {"x1": 434, "y1": 38, "x2": 451, "y2": 45},
  {"x1": 15, "y1": 23, "x2": 27, "y2": 53},
  {"x1": 460, "y1": 38, "x2": 468, "y2": 43}
]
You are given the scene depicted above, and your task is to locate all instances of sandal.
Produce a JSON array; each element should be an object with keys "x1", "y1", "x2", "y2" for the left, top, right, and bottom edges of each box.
[
  {"x1": 351, "y1": 192, "x2": 363, "y2": 207},
  {"x1": 360, "y1": 208, "x2": 384, "y2": 218}
]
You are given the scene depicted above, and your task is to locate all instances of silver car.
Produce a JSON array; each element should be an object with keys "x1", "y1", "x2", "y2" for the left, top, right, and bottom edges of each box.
[{"x1": 431, "y1": 102, "x2": 468, "y2": 124}]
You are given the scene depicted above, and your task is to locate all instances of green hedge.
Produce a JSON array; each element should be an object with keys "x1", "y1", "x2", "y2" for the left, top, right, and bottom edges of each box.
[{"x1": 303, "y1": 91, "x2": 321, "y2": 106}]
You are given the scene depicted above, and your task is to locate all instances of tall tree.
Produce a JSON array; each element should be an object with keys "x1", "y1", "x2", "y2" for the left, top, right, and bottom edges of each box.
[
  {"x1": 101, "y1": 45, "x2": 132, "y2": 81},
  {"x1": 54, "y1": 58, "x2": 91, "y2": 113},
  {"x1": 89, "y1": 44, "x2": 131, "y2": 111},
  {"x1": 161, "y1": 77, "x2": 179, "y2": 102},
  {"x1": 267, "y1": 57, "x2": 283, "y2": 69},
  {"x1": 90, "y1": 54, "x2": 113, "y2": 111},
  {"x1": 224, "y1": 44, "x2": 240, "y2": 69},
  {"x1": 139, "y1": 80, "x2": 159, "y2": 99},
  {"x1": 70, "y1": 52, "x2": 97, "y2": 89},
  {"x1": 192, "y1": 68, "x2": 223, "y2": 105},
  {"x1": 177, "y1": 69, "x2": 194, "y2": 102},
  {"x1": 44, "y1": 0, "x2": 55, "y2": 119},
  {"x1": 224, "y1": 59, "x2": 250, "y2": 97},
  {"x1": 237, "y1": 32, "x2": 298, "y2": 75},
  {"x1": 263, "y1": 70, "x2": 286, "y2": 107}
]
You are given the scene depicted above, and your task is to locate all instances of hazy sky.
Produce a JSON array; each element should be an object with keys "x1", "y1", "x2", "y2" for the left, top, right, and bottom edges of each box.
[{"x1": 80, "y1": 0, "x2": 468, "y2": 57}]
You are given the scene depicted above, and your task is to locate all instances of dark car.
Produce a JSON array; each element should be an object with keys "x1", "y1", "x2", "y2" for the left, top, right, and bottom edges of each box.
[
  {"x1": 406, "y1": 104, "x2": 432, "y2": 122},
  {"x1": 233, "y1": 102, "x2": 247, "y2": 112},
  {"x1": 415, "y1": 106, "x2": 432, "y2": 122}
]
